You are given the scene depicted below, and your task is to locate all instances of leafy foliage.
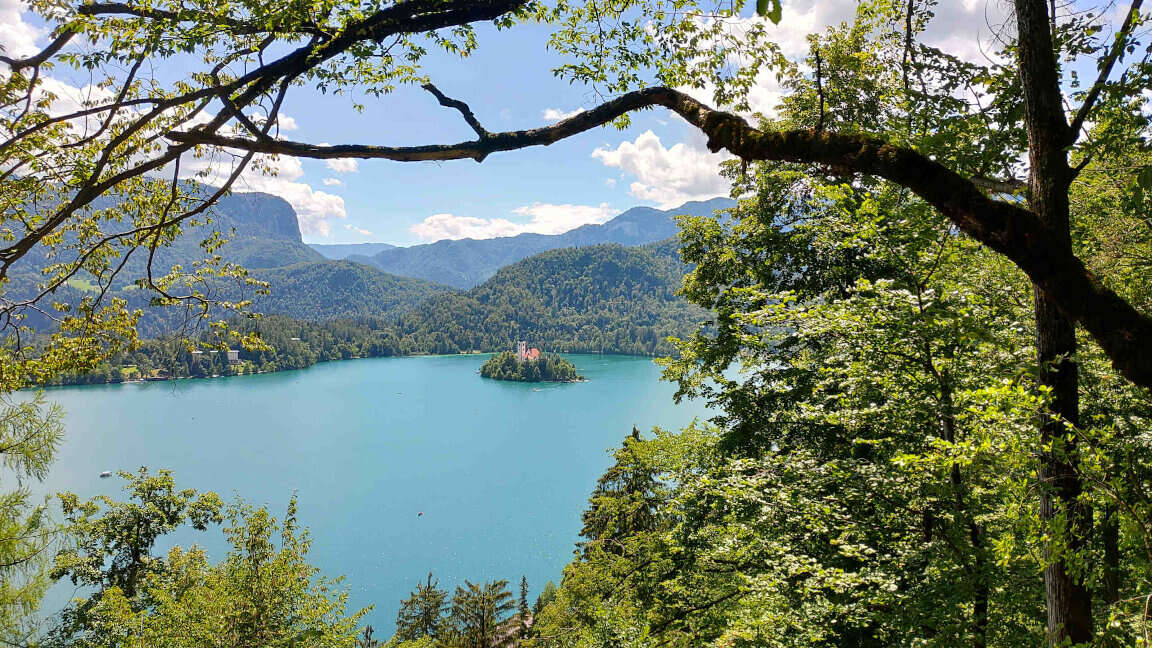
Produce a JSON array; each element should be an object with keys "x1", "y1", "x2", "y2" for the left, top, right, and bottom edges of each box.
[
  {"x1": 0, "y1": 395, "x2": 64, "y2": 645},
  {"x1": 47, "y1": 470, "x2": 365, "y2": 648}
]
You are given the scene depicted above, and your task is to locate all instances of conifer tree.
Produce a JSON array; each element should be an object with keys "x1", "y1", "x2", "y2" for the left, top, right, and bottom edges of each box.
[
  {"x1": 449, "y1": 580, "x2": 516, "y2": 648},
  {"x1": 395, "y1": 572, "x2": 447, "y2": 643},
  {"x1": 518, "y1": 576, "x2": 530, "y2": 639}
]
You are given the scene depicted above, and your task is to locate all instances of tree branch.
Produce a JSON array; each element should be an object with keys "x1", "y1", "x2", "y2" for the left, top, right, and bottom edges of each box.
[
  {"x1": 422, "y1": 82, "x2": 490, "y2": 138},
  {"x1": 1068, "y1": 0, "x2": 1145, "y2": 138},
  {"x1": 0, "y1": 31, "x2": 75, "y2": 70}
]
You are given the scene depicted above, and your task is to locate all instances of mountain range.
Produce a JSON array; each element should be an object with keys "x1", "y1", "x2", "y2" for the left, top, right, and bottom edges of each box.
[
  {"x1": 309, "y1": 242, "x2": 396, "y2": 260},
  {"x1": 333, "y1": 198, "x2": 735, "y2": 289},
  {"x1": 19, "y1": 191, "x2": 733, "y2": 344}
]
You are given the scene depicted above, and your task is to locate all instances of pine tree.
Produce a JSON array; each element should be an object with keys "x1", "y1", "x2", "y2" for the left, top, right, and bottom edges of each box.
[
  {"x1": 395, "y1": 572, "x2": 447, "y2": 642},
  {"x1": 518, "y1": 576, "x2": 530, "y2": 639},
  {"x1": 449, "y1": 580, "x2": 516, "y2": 648},
  {"x1": 579, "y1": 427, "x2": 663, "y2": 555}
]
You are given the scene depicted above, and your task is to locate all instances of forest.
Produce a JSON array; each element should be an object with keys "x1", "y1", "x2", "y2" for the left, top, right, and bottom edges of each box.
[
  {"x1": 3, "y1": 0, "x2": 1152, "y2": 646},
  {"x1": 42, "y1": 242, "x2": 701, "y2": 386}
]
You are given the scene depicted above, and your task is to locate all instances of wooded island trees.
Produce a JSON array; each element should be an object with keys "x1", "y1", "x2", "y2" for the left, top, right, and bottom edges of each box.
[{"x1": 480, "y1": 352, "x2": 582, "y2": 382}]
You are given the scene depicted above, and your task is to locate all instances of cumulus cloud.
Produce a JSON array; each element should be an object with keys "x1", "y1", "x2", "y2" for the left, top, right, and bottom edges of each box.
[
  {"x1": 410, "y1": 214, "x2": 520, "y2": 241},
  {"x1": 409, "y1": 202, "x2": 618, "y2": 241},
  {"x1": 542, "y1": 107, "x2": 585, "y2": 121},
  {"x1": 511, "y1": 202, "x2": 617, "y2": 234},
  {"x1": 0, "y1": 0, "x2": 42, "y2": 60},
  {"x1": 326, "y1": 158, "x2": 359, "y2": 173},
  {"x1": 344, "y1": 224, "x2": 374, "y2": 237},
  {"x1": 593, "y1": 130, "x2": 732, "y2": 208},
  {"x1": 673, "y1": 0, "x2": 1010, "y2": 117},
  {"x1": 248, "y1": 113, "x2": 298, "y2": 132},
  {"x1": 322, "y1": 177, "x2": 344, "y2": 186}
]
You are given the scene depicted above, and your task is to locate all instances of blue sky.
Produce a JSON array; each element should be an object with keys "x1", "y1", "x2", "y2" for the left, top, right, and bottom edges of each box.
[
  {"x1": 246, "y1": 18, "x2": 740, "y2": 245},
  {"x1": 3, "y1": 0, "x2": 1068, "y2": 246}
]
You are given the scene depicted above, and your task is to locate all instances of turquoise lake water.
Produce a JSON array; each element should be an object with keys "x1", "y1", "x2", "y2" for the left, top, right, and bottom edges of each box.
[{"x1": 31, "y1": 353, "x2": 711, "y2": 633}]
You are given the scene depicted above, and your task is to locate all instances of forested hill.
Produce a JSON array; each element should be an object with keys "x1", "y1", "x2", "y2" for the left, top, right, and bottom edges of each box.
[
  {"x1": 355, "y1": 197, "x2": 735, "y2": 289},
  {"x1": 252, "y1": 261, "x2": 452, "y2": 321},
  {"x1": 389, "y1": 240, "x2": 706, "y2": 356},
  {"x1": 50, "y1": 238, "x2": 705, "y2": 384},
  {"x1": 8, "y1": 190, "x2": 452, "y2": 333}
]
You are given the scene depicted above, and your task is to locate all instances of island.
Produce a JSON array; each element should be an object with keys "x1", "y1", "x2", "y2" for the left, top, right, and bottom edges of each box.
[{"x1": 480, "y1": 343, "x2": 584, "y2": 382}]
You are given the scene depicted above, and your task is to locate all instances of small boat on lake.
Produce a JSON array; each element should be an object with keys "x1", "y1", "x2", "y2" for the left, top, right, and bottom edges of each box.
[{"x1": 99, "y1": 471, "x2": 113, "y2": 478}]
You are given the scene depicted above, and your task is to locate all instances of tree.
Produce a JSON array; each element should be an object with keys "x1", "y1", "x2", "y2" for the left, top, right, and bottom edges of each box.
[
  {"x1": 0, "y1": 394, "x2": 63, "y2": 645},
  {"x1": 579, "y1": 427, "x2": 665, "y2": 554},
  {"x1": 8, "y1": 0, "x2": 1152, "y2": 644},
  {"x1": 518, "y1": 576, "x2": 529, "y2": 639},
  {"x1": 47, "y1": 474, "x2": 365, "y2": 647},
  {"x1": 51, "y1": 468, "x2": 223, "y2": 601},
  {"x1": 448, "y1": 580, "x2": 516, "y2": 648},
  {"x1": 532, "y1": 582, "x2": 556, "y2": 617},
  {"x1": 395, "y1": 572, "x2": 448, "y2": 643}
]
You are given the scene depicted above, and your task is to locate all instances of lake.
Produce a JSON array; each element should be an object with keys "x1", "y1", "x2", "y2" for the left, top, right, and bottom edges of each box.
[{"x1": 31, "y1": 353, "x2": 711, "y2": 633}]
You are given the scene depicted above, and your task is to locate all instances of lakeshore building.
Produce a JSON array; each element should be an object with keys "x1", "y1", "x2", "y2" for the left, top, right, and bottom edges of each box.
[{"x1": 190, "y1": 349, "x2": 240, "y2": 366}]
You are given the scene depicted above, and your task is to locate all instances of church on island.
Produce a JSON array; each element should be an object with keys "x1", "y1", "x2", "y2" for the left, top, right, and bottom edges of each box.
[{"x1": 515, "y1": 341, "x2": 540, "y2": 362}]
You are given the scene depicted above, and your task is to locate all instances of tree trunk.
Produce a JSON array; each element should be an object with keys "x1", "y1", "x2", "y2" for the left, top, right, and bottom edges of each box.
[
  {"x1": 1102, "y1": 505, "x2": 1121, "y2": 605},
  {"x1": 1013, "y1": 0, "x2": 1094, "y2": 643},
  {"x1": 940, "y1": 384, "x2": 989, "y2": 648}
]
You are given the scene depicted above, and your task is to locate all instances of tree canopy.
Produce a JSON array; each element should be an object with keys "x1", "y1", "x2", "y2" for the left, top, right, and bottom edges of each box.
[{"x1": 6, "y1": 0, "x2": 1152, "y2": 646}]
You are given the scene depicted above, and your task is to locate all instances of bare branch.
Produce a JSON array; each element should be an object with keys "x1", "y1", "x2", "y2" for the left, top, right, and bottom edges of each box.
[
  {"x1": 0, "y1": 31, "x2": 75, "y2": 70},
  {"x1": 1068, "y1": 0, "x2": 1146, "y2": 138},
  {"x1": 422, "y1": 82, "x2": 490, "y2": 138}
]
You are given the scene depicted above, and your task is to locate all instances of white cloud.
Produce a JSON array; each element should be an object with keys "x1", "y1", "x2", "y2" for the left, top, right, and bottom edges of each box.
[
  {"x1": 0, "y1": 0, "x2": 42, "y2": 61},
  {"x1": 248, "y1": 113, "x2": 298, "y2": 132},
  {"x1": 673, "y1": 0, "x2": 1009, "y2": 118},
  {"x1": 409, "y1": 202, "x2": 619, "y2": 241},
  {"x1": 344, "y1": 223, "x2": 374, "y2": 237},
  {"x1": 605, "y1": 178, "x2": 616, "y2": 188},
  {"x1": 322, "y1": 177, "x2": 344, "y2": 186},
  {"x1": 593, "y1": 130, "x2": 732, "y2": 208},
  {"x1": 542, "y1": 107, "x2": 585, "y2": 121},
  {"x1": 511, "y1": 202, "x2": 617, "y2": 234},
  {"x1": 410, "y1": 214, "x2": 521, "y2": 241},
  {"x1": 326, "y1": 158, "x2": 359, "y2": 173}
]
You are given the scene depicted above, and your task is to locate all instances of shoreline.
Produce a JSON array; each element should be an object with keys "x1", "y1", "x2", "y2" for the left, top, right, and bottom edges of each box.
[{"x1": 35, "y1": 351, "x2": 655, "y2": 391}]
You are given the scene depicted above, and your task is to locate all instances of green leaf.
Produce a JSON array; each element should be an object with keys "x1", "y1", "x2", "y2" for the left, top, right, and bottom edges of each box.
[{"x1": 757, "y1": 0, "x2": 782, "y2": 23}]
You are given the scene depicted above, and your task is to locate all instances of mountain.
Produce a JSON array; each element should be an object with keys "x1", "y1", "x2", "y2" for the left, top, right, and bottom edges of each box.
[
  {"x1": 12, "y1": 190, "x2": 448, "y2": 334},
  {"x1": 308, "y1": 242, "x2": 396, "y2": 259},
  {"x1": 357, "y1": 197, "x2": 735, "y2": 289},
  {"x1": 198, "y1": 192, "x2": 325, "y2": 269},
  {"x1": 252, "y1": 261, "x2": 452, "y2": 321},
  {"x1": 10, "y1": 189, "x2": 322, "y2": 280},
  {"x1": 388, "y1": 239, "x2": 708, "y2": 356}
]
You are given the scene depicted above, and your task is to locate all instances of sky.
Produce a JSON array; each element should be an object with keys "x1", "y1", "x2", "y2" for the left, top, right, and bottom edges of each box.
[{"x1": 0, "y1": 0, "x2": 1068, "y2": 246}]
